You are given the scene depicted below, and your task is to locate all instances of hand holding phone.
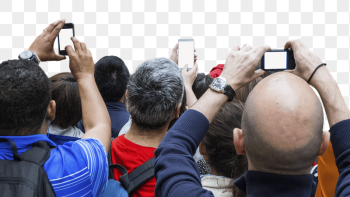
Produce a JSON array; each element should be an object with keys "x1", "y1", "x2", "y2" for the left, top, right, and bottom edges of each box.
[
  {"x1": 260, "y1": 49, "x2": 296, "y2": 71},
  {"x1": 28, "y1": 19, "x2": 66, "y2": 62},
  {"x1": 178, "y1": 39, "x2": 195, "y2": 68},
  {"x1": 58, "y1": 23, "x2": 75, "y2": 55}
]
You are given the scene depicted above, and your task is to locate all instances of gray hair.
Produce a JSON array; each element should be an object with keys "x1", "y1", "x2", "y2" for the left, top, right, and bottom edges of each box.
[{"x1": 127, "y1": 57, "x2": 184, "y2": 130}]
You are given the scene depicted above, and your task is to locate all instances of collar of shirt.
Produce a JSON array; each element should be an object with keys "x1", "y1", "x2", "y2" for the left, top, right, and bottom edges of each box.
[
  {"x1": 234, "y1": 170, "x2": 314, "y2": 197},
  {"x1": 105, "y1": 101, "x2": 127, "y2": 111},
  {"x1": 0, "y1": 134, "x2": 56, "y2": 159}
]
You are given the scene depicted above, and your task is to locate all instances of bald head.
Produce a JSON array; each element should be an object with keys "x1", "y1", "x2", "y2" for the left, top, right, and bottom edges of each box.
[{"x1": 242, "y1": 72, "x2": 324, "y2": 175}]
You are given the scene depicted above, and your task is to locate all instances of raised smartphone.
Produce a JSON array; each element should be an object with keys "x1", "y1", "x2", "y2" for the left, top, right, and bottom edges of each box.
[
  {"x1": 178, "y1": 39, "x2": 195, "y2": 68},
  {"x1": 261, "y1": 49, "x2": 296, "y2": 71},
  {"x1": 58, "y1": 23, "x2": 75, "y2": 56}
]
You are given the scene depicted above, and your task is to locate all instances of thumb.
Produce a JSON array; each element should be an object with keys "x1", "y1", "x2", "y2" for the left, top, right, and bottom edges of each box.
[
  {"x1": 182, "y1": 64, "x2": 188, "y2": 73},
  {"x1": 254, "y1": 69, "x2": 266, "y2": 78},
  {"x1": 54, "y1": 54, "x2": 66, "y2": 61}
]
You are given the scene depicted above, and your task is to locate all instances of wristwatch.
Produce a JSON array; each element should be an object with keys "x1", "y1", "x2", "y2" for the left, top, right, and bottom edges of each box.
[
  {"x1": 209, "y1": 77, "x2": 236, "y2": 102},
  {"x1": 18, "y1": 50, "x2": 41, "y2": 65}
]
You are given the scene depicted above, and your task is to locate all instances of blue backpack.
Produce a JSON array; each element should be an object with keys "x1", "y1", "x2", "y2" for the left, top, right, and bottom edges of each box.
[{"x1": 99, "y1": 139, "x2": 155, "y2": 197}]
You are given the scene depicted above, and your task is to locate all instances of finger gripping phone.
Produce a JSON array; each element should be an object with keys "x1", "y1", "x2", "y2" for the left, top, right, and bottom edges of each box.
[
  {"x1": 178, "y1": 39, "x2": 195, "y2": 68},
  {"x1": 261, "y1": 49, "x2": 296, "y2": 71},
  {"x1": 58, "y1": 23, "x2": 75, "y2": 56}
]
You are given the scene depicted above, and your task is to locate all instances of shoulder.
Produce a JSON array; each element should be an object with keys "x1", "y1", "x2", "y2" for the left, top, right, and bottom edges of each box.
[{"x1": 45, "y1": 138, "x2": 107, "y2": 179}]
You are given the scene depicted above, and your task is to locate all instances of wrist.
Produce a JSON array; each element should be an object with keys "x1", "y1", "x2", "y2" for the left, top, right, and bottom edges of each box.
[
  {"x1": 218, "y1": 74, "x2": 240, "y2": 91},
  {"x1": 76, "y1": 74, "x2": 95, "y2": 84},
  {"x1": 309, "y1": 66, "x2": 335, "y2": 89}
]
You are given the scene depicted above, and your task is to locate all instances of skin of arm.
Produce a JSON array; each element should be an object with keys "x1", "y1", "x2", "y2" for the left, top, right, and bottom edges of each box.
[
  {"x1": 65, "y1": 37, "x2": 111, "y2": 153},
  {"x1": 182, "y1": 63, "x2": 199, "y2": 108}
]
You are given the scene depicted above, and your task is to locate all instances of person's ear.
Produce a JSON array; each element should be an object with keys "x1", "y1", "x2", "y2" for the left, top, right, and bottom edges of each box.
[
  {"x1": 125, "y1": 90, "x2": 128, "y2": 98},
  {"x1": 46, "y1": 100, "x2": 56, "y2": 121},
  {"x1": 233, "y1": 128, "x2": 246, "y2": 155},
  {"x1": 318, "y1": 130, "x2": 330, "y2": 156},
  {"x1": 199, "y1": 142, "x2": 208, "y2": 162},
  {"x1": 173, "y1": 102, "x2": 182, "y2": 119}
]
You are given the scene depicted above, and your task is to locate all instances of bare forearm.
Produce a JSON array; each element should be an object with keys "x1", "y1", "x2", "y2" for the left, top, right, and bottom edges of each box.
[
  {"x1": 185, "y1": 87, "x2": 198, "y2": 108},
  {"x1": 78, "y1": 76, "x2": 111, "y2": 136},
  {"x1": 311, "y1": 67, "x2": 350, "y2": 127},
  {"x1": 191, "y1": 89, "x2": 227, "y2": 123}
]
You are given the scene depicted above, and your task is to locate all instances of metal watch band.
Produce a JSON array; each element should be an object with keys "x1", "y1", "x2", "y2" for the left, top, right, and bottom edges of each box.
[{"x1": 224, "y1": 84, "x2": 235, "y2": 102}]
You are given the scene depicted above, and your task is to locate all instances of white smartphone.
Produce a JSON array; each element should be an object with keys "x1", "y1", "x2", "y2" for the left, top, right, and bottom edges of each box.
[{"x1": 178, "y1": 39, "x2": 195, "y2": 68}]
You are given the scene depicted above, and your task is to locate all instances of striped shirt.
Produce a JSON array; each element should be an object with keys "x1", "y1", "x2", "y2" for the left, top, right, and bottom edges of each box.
[{"x1": 0, "y1": 134, "x2": 108, "y2": 197}]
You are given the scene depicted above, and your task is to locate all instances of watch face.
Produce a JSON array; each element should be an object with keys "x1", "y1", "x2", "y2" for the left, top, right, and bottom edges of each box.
[
  {"x1": 20, "y1": 51, "x2": 33, "y2": 59},
  {"x1": 211, "y1": 78, "x2": 226, "y2": 91}
]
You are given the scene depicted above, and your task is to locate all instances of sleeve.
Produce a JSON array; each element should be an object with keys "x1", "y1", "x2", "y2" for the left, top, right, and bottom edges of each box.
[
  {"x1": 76, "y1": 138, "x2": 109, "y2": 196},
  {"x1": 329, "y1": 119, "x2": 350, "y2": 196},
  {"x1": 154, "y1": 109, "x2": 214, "y2": 197}
]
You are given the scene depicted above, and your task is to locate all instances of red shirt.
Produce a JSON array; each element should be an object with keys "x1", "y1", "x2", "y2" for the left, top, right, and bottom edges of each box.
[
  {"x1": 209, "y1": 64, "x2": 224, "y2": 78},
  {"x1": 111, "y1": 135, "x2": 156, "y2": 197}
]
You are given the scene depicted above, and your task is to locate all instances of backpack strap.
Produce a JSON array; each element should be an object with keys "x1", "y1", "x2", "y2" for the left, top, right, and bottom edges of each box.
[
  {"x1": 108, "y1": 138, "x2": 115, "y2": 179},
  {"x1": 19, "y1": 141, "x2": 53, "y2": 166},
  {"x1": 0, "y1": 138, "x2": 21, "y2": 161},
  {"x1": 109, "y1": 157, "x2": 155, "y2": 195}
]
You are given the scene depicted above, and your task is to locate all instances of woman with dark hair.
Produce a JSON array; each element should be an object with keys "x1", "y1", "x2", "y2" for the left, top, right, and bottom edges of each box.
[
  {"x1": 199, "y1": 101, "x2": 247, "y2": 197},
  {"x1": 192, "y1": 73, "x2": 214, "y2": 99},
  {"x1": 48, "y1": 72, "x2": 84, "y2": 145}
]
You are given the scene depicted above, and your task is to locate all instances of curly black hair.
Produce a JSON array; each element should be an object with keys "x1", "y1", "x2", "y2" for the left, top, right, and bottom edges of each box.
[{"x1": 0, "y1": 60, "x2": 51, "y2": 136}]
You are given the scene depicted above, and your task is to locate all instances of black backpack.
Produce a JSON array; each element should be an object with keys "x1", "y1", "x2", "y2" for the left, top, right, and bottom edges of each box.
[
  {"x1": 107, "y1": 138, "x2": 155, "y2": 196},
  {"x1": 0, "y1": 138, "x2": 56, "y2": 197}
]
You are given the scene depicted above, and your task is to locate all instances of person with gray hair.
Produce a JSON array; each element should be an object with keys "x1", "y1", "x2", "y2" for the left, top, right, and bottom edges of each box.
[{"x1": 110, "y1": 57, "x2": 184, "y2": 197}]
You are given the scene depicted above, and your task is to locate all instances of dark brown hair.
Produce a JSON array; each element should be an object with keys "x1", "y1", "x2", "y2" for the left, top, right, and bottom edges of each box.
[
  {"x1": 201, "y1": 101, "x2": 247, "y2": 196},
  {"x1": 234, "y1": 77, "x2": 262, "y2": 103},
  {"x1": 50, "y1": 72, "x2": 82, "y2": 129}
]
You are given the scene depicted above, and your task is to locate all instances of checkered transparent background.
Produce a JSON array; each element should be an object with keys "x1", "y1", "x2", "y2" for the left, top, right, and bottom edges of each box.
[{"x1": 0, "y1": 0, "x2": 349, "y2": 114}]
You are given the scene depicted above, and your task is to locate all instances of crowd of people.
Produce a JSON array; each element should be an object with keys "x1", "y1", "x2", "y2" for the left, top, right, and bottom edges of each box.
[{"x1": 0, "y1": 19, "x2": 349, "y2": 197}]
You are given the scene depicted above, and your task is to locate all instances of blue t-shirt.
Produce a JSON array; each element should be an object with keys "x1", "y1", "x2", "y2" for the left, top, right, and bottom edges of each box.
[{"x1": 0, "y1": 134, "x2": 108, "y2": 197}]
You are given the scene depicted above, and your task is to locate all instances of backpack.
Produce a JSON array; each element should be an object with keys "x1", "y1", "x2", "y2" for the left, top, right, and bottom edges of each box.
[
  {"x1": 99, "y1": 138, "x2": 155, "y2": 197},
  {"x1": 0, "y1": 138, "x2": 56, "y2": 197}
]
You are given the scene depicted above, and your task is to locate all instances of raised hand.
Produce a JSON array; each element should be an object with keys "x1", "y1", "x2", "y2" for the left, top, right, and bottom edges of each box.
[
  {"x1": 28, "y1": 19, "x2": 67, "y2": 62},
  {"x1": 220, "y1": 44, "x2": 271, "y2": 90},
  {"x1": 169, "y1": 43, "x2": 197, "y2": 65},
  {"x1": 65, "y1": 37, "x2": 94, "y2": 81},
  {"x1": 284, "y1": 39, "x2": 323, "y2": 85},
  {"x1": 182, "y1": 62, "x2": 199, "y2": 88}
]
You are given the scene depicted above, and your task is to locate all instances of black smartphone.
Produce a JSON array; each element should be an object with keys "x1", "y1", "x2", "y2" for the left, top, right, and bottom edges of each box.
[
  {"x1": 58, "y1": 23, "x2": 75, "y2": 56},
  {"x1": 178, "y1": 39, "x2": 195, "y2": 68},
  {"x1": 261, "y1": 49, "x2": 296, "y2": 71}
]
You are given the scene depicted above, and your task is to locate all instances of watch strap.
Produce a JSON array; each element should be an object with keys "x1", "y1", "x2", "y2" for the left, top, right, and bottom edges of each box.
[{"x1": 224, "y1": 84, "x2": 235, "y2": 102}]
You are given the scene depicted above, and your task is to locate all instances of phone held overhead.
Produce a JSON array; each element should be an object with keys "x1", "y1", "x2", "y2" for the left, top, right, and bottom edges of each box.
[
  {"x1": 58, "y1": 23, "x2": 75, "y2": 56},
  {"x1": 178, "y1": 39, "x2": 195, "y2": 69},
  {"x1": 261, "y1": 49, "x2": 296, "y2": 71}
]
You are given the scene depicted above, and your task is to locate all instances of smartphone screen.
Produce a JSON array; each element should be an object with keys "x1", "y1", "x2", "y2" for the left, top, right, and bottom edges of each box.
[
  {"x1": 58, "y1": 23, "x2": 75, "y2": 55},
  {"x1": 264, "y1": 52, "x2": 287, "y2": 69},
  {"x1": 178, "y1": 40, "x2": 194, "y2": 68}
]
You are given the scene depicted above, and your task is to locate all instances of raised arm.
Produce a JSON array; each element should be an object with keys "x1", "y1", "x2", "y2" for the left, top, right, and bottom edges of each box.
[
  {"x1": 154, "y1": 44, "x2": 270, "y2": 197},
  {"x1": 65, "y1": 38, "x2": 111, "y2": 153},
  {"x1": 284, "y1": 39, "x2": 350, "y2": 127},
  {"x1": 182, "y1": 63, "x2": 199, "y2": 107}
]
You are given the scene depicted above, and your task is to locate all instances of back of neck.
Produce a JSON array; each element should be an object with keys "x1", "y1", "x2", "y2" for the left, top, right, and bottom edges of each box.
[{"x1": 124, "y1": 122, "x2": 169, "y2": 148}]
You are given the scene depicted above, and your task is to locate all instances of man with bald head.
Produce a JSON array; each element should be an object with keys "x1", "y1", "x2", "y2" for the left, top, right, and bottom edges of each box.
[
  {"x1": 154, "y1": 39, "x2": 350, "y2": 197},
  {"x1": 238, "y1": 72, "x2": 325, "y2": 174}
]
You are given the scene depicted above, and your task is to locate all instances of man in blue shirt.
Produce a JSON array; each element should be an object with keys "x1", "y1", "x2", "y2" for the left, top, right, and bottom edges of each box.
[
  {"x1": 77, "y1": 56, "x2": 130, "y2": 137},
  {"x1": 0, "y1": 19, "x2": 111, "y2": 196}
]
